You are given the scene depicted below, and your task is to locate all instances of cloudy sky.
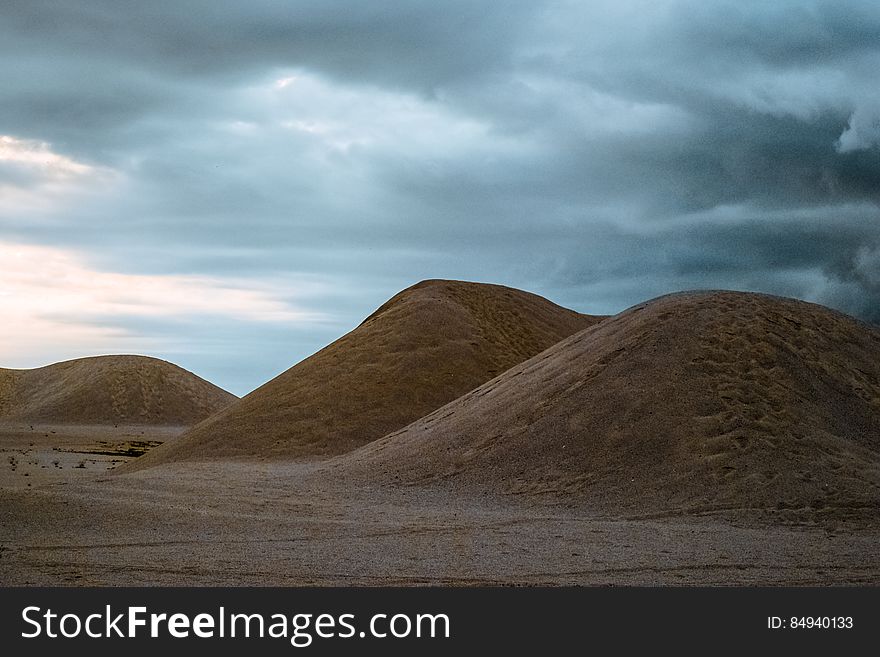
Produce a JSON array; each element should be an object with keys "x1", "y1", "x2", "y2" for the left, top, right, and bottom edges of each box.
[{"x1": 1, "y1": 1, "x2": 878, "y2": 394}]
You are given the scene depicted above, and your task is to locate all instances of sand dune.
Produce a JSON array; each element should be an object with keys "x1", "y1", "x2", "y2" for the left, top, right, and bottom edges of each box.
[
  {"x1": 129, "y1": 279, "x2": 600, "y2": 468},
  {"x1": 332, "y1": 291, "x2": 880, "y2": 519},
  {"x1": 0, "y1": 355, "x2": 235, "y2": 426}
]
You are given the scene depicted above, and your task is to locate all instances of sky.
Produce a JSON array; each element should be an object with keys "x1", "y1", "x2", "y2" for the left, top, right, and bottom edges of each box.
[{"x1": 1, "y1": 0, "x2": 879, "y2": 395}]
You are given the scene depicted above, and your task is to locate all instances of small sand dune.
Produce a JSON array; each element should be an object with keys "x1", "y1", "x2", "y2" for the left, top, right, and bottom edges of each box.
[
  {"x1": 0, "y1": 355, "x2": 235, "y2": 426},
  {"x1": 128, "y1": 279, "x2": 601, "y2": 469},
  {"x1": 331, "y1": 291, "x2": 880, "y2": 522}
]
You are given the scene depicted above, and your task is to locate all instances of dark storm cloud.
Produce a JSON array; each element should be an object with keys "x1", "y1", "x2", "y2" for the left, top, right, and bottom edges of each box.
[
  {"x1": 1, "y1": 0, "x2": 531, "y2": 83},
  {"x1": 0, "y1": 0, "x2": 534, "y2": 149},
  {"x1": 542, "y1": 204, "x2": 880, "y2": 322},
  {"x1": 669, "y1": 1, "x2": 880, "y2": 67},
  {"x1": 1, "y1": 1, "x2": 879, "y2": 391}
]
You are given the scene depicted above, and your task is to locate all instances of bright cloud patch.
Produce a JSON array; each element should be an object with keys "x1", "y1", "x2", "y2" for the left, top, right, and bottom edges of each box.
[
  {"x1": 0, "y1": 135, "x2": 94, "y2": 178},
  {"x1": 0, "y1": 242, "x2": 325, "y2": 367},
  {"x1": 0, "y1": 135, "x2": 117, "y2": 214},
  {"x1": 836, "y1": 102, "x2": 880, "y2": 153},
  {"x1": 265, "y1": 71, "x2": 497, "y2": 156}
]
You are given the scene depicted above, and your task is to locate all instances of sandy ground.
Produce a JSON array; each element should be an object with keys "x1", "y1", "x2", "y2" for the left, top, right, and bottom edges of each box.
[
  {"x1": 0, "y1": 424, "x2": 184, "y2": 490},
  {"x1": 1, "y1": 431, "x2": 877, "y2": 586}
]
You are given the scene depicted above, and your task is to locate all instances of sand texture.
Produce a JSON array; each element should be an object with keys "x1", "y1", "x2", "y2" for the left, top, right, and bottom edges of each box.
[
  {"x1": 1, "y1": 460, "x2": 877, "y2": 586},
  {"x1": 129, "y1": 279, "x2": 600, "y2": 468}
]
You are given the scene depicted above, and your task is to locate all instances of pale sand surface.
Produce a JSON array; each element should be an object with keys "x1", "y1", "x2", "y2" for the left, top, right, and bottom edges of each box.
[{"x1": 1, "y1": 454, "x2": 877, "y2": 586}]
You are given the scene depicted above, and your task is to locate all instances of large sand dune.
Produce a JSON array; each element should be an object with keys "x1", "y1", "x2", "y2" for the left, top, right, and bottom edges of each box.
[
  {"x1": 130, "y1": 279, "x2": 600, "y2": 468},
  {"x1": 332, "y1": 291, "x2": 880, "y2": 519},
  {"x1": 0, "y1": 355, "x2": 235, "y2": 426}
]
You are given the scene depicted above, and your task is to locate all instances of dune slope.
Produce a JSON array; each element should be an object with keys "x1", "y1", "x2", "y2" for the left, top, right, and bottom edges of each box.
[
  {"x1": 130, "y1": 279, "x2": 600, "y2": 468},
  {"x1": 334, "y1": 291, "x2": 880, "y2": 517},
  {"x1": 0, "y1": 355, "x2": 235, "y2": 426}
]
